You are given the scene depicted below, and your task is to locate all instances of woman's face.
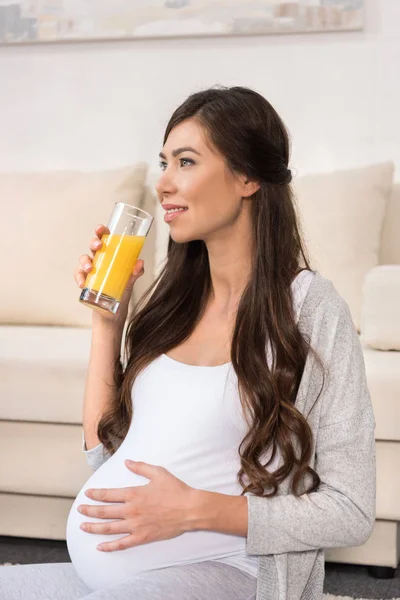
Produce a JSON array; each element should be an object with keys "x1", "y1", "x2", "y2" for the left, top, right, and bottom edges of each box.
[{"x1": 156, "y1": 119, "x2": 251, "y2": 244}]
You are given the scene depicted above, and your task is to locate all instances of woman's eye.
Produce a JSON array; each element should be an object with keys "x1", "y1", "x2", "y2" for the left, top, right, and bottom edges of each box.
[
  {"x1": 180, "y1": 158, "x2": 194, "y2": 167},
  {"x1": 159, "y1": 158, "x2": 194, "y2": 171}
]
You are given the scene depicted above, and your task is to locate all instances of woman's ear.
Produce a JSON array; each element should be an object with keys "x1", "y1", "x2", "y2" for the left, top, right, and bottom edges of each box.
[{"x1": 242, "y1": 178, "x2": 260, "y2": 198}]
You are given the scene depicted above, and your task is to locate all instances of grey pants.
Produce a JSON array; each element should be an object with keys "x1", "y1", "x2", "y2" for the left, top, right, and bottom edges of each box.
[{"x1": 0, "y1": 560, "x2": 257, "y2": 600}]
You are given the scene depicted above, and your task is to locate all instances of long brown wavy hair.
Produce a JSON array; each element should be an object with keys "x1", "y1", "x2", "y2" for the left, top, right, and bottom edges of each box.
[{"x1": 97, "y1": 85, "x2": 326, "y2": 498}]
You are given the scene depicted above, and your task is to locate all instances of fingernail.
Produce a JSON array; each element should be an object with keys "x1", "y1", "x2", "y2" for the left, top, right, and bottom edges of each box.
[{"x1": 84, "y1": 263, "x2": 92, "y2": 270}]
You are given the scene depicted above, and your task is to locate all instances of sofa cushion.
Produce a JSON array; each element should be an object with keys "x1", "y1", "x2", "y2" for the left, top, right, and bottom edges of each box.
[
  {"x1": 0, "y1": 325, "x2": 94, "y2": 423},
  {"x1": 292, "y1": 162, "x2": 395, "y2": 331},
  {"x1": 375, "y1": 442, "x2": 400, "y2": 520},
  {"x1": 325, "y1": 520, "x2": 400, "y2": 567},
  {"x1": 361, "y1": 339, "x2": 400, "y2": 442},
  {"x1": 0, "y1": 493, "x2": 75, "y2": 540},
  {"x1": 361, "y1": 265, "x2": 400, "y2": 350},
  {"x1": 380, "y1": 182, "x2": 400, "y2": 265},
  {"x1": 0, "y1": 163, "x2": 149, "y2": 327},
  {"x1": 0, "y1": 421, "x2": 92, "y2": 497}
]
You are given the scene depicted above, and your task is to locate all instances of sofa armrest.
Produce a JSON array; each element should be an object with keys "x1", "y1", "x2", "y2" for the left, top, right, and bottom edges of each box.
[{"x1": 360, "y1": 265, "x2": 400, "y2": 350}]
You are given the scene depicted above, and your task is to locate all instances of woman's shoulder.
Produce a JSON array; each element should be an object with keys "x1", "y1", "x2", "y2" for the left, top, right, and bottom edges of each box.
[
  {"x1": 291, "y1": 269, "x2": 316, "y2": 320},
  {"x1": 299, "y1": 270, "x2": 346, "y2": 312},
  {"x1": 291, "y1": 268, "x2": 316, "y2": 294},
  {"x1": 299, "y1": 270, "x2": 356, "y2": 341}
]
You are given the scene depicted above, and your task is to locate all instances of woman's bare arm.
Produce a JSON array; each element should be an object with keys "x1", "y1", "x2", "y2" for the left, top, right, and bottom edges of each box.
[{"x1": 82, "y1": 314, "x2": 125, "y2": 450}]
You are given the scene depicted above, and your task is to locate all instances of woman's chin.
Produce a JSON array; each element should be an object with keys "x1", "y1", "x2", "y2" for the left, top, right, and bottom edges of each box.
[{"x1": 169, "y1": 230, "x2": 197, "y2": 244}]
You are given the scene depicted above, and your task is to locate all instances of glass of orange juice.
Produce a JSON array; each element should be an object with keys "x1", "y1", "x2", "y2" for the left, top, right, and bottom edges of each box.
[{"x1": 79, "y1": 203, "x2": 153, "y2": 315}]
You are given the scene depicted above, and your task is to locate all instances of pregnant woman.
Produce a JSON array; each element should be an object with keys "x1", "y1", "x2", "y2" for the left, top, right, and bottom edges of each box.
[{"x1": 0, "y1": 86, "x2": 376, "y2": 600}]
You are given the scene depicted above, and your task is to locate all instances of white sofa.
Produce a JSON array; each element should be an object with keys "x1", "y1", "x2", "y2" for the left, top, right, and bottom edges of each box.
[{"x1": 0, "y1": 162, "x2": 399, "y2": 578}]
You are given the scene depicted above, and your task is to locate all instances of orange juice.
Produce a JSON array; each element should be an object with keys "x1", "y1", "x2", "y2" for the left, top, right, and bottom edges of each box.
[{"x1": 83, "y1": 234, "x2": 145, "y2": 301}]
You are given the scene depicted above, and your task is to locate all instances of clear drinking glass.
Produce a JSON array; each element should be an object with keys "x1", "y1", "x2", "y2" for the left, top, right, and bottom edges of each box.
[{"x1": 79, "y1": 203, "x2": 153, "y2": 315}]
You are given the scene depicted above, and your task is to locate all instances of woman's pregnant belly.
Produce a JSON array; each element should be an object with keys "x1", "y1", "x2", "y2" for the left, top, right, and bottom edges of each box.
[{"x1": 66, "y1": 440, "x2": 248, "y2": 591}]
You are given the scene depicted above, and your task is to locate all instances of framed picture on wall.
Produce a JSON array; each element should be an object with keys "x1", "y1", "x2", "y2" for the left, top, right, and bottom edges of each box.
[{"x1": 0, "y1": 1, "x2": 365, "y2": 45}]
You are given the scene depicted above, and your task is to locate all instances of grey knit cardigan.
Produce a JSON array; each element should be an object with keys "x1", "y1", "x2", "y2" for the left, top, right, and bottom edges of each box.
[{"x1": 83, "y1": 270, "x2": 376, "y2": 600}]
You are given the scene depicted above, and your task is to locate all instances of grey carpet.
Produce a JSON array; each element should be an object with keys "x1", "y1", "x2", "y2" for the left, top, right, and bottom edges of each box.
[{"x1": 0, "y1": 536, "x2": 399, "y2": 599}]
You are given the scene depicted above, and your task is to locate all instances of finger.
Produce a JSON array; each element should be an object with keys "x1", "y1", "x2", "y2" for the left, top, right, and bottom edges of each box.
[
  {"x1": 133, "y1": 259, "x2": 145, "y2": 276},
  {"x1": 80, "y1": 519, "x2": 128, "y2": 536},
  {"x1": 89, "y1": 226, "x2": 109, "y2": 259},
  {"x1": 75, "y1": 268, "x2": 88, "y2": 289},
  {"x1": 78, "y1": 503, "x2": 124, "y2": 519},
  {"x1": 85, "y1": 488, "x2": 129, "y2": 502},
  {"x1": 97, "y1": 533, "x2": 138, "y2": 553},
  {"x1": 125, "y1": 460, "x2": 160, "y2": 479},
  {"x1": 89, "y1": 237, "x2": 103, "y2": 255},
  {"x1": 95, "y1": 224, "x2": 110, "y2": 237},
  {"x1": 79, "y1": 254, "x2": 93, "y2": 272}
]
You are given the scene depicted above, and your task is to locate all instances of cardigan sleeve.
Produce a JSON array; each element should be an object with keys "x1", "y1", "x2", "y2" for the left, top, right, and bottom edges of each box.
[
  {"x1": 246, "y1": 297, "x2": 377, "y2": 555},
  {"x1": 82, "y1": 431, "x2": 112, "y2": 472}
]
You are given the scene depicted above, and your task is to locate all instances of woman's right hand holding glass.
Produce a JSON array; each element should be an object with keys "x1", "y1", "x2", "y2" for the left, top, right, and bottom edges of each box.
[{"x1": 74, "y1": 224, "x2": 145, "y2": 328}]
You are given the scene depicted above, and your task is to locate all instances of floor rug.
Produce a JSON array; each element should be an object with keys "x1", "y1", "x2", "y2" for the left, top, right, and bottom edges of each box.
[{"x1": 323, "y1": 597, "x2": 399, "y2": 600}]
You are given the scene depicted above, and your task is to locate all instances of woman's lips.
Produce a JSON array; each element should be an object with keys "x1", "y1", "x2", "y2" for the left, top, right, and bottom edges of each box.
[{"x1": 164, "y1": 208, "x2": 188, "y2": 223}]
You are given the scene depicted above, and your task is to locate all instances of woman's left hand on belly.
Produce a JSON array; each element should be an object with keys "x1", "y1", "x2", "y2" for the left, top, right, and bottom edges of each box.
[{"x1": 77, "y1": 460, "x2": 199, "y2": 553}]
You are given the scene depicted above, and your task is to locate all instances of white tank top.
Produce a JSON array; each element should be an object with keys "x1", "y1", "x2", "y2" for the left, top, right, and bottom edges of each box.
[{"x1": 66, "y1": 270, "x2": 315, "y2": 591}]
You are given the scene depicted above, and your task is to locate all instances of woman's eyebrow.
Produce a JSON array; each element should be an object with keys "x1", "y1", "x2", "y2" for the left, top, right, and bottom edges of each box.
[{"x1": 159, "y1": 147, "x2": 201, "y2": 159}]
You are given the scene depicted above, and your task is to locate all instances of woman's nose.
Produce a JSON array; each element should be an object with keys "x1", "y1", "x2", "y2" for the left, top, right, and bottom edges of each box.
[{"x1": 156, "y1": 169, "x2": 178, "y2": 196}]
